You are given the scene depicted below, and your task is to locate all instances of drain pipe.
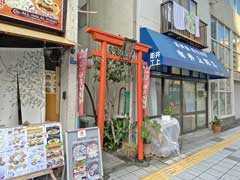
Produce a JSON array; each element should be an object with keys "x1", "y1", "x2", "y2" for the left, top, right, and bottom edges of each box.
[{"x1": 130, "y1": 0, "x2": 139, "y2": 142}]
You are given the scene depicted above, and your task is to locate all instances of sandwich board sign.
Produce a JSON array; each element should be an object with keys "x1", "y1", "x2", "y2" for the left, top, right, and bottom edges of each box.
[{"x1": 65, "y1": 127, "x2": 103, "y2": 180}]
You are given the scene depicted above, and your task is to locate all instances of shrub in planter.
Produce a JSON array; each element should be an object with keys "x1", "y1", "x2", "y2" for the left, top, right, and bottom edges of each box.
[
  {"x1": 140, "y1": 118, "x2": 161, "y2": 155},
  {"x1": 123, "y1": 142, "x2": 137, "y2": 158},
  {"x1": 211, "y1": 116, "x2": 221, "y2": 133}
]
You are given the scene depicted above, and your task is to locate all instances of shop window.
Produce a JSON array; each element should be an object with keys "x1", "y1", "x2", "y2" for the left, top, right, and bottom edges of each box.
[
  {"x1": 200, "y1": 73, "x2": 206, "y2": 79},
  {"x1": 192, "y1": 71, "x2": 199, "y2": 78},
  {"x1": 211, "y1": 40, "x2": 217, "y2": 55},
  {"x1": 190, "y1": 0, "x2": 197, "y2": 15},
  {"x1": 78, "y1": 4, "x2": 87, "y2": 28},
  {"x1": 219, "y1": 92, "x2": 226, "y2": 116},
  {"x1": 147, "y1": 78, "x2": 162, "y2": 116},
  {"x1": 182, "y1": 69, "x2": 190, "y2": 76},
  {"x1": 226, "y1": 93, "x2": 232, "y2": 114},
  {"x1": 183, "y1": 81, "x2": 196, "y2": 113},
  {"x1": 171, "y1": 67, "x2": 181, "y2": 75}
]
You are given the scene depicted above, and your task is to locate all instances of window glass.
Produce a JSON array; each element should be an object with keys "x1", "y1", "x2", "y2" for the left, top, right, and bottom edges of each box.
[
  {"x1": 218, "y1": 44, "x2": 224, "y2": 65},
  {"x1": 219, "y1": 92, "x2": 226, "y2": 116},
  {"x1": 233, "y1": 33, "x2": 237, "y2": 51},
  {"x1": 164, "y1": 80, "x2": 181, "y2": 114},
  {"x1": 147, "y1": 78, "x2": 162, "y2": 116},
  {"x1": 192, "y1": 71, "x2": 199, "y2": 78},
  {"x1": 181, "y1": 0, "x2": 189, "y2": 10},
  {"x1": 237, "y1": 36, "x2": 240, "y2": 52},
  {"x1": 197, "y1": 83, "x2": 206, "y2": 111},
  {"x1": 182, "y1": 69, "x2": 190, "y2": 76},
  {"x1": 237, "y1": 0, "x2": 240, "y2": 14},
  {"x1": 237, "y1": 53, "x2": 240, "y2": 71},
  {"x1": 211, "y1": 40, "x2": 217, "y2": 55},
  {"x1": 225, "y1": 48, "x2": 230, "y2": 68},
  {"x1": 226, "y1": 93, "x2": 232, "y2": 114},
  {"x1": 230, "y1": 0, "x2": 236, "y2": 9},
  {"x1": 183, "y1": 81, "x2": 196, "y2": 113},
  {"x1": 224, "y1": 27, "x2": 230, "y2": 47},
  {"x1": 226, "y1": 78, "x2": 231, "y2": 91},
  {"x1": 78, "y1": 4, "x2": 87, "y2": 28},
  {"x1": 172, "y1": 67, "x2": 181, "y2": 74},
  {"x1": 224, "y1": 0, "x2": 228, "y2": 3},
  {"x1": 183, "y1": 115, "x2": 196, "y2": 133},
  {"x1": 211, "y1": 17, "x2": 217, "y2": 39},
  {"x1": 218, "y1": 22, "x2": 224, "y2": 44},
  {"x1": 197, "y1": 113, "x2": 206, "y2": 128},
  {"x1": 211, "y1": 92, "x2": 218, "y2": 117},
  {"x1": 233, "y1": 53, "x2": 237, "y2": 71},
  {"x1": 219, "y1": 80, "x2": 225, "y2": 91},
  {"x1": 190, "y1": 0, "x2": 197, "y2": 15}
]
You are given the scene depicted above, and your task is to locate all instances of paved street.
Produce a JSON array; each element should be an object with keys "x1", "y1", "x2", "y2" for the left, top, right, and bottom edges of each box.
[{"x1": 106, "y1": 126, "x2": 240, "y2": 180}]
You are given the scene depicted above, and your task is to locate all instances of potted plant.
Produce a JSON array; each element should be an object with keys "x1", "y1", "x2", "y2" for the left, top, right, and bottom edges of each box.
[
  {"x1": 124, "y1": 142, "x2": 137, "y2": 158},
  {"x1": 162, "y1": 102, "x2": 176, "y2": 121},
  {"x1": 140, "y1": 118, "x2": 161, "y2": 156},
  {"x1": 211, "y1": 116, "x2": 221, "y2": 133}
]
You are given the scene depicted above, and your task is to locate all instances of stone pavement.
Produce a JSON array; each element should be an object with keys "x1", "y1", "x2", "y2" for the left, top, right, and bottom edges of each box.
[{"x1": 103, "y1": 126, "x2": 240, "y2": 180}]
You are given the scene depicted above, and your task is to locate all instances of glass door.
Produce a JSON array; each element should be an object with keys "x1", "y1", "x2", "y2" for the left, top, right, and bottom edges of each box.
[
  {"x1": 182, "y1": 81, "x2": 196, "y2": 133},
  {"x1": 196, "y1": 83, "x2": 207, "y2": 128}
]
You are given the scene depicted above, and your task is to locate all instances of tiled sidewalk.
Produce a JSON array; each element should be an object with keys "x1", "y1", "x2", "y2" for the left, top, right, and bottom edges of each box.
[{"x1": 104, "y1": 126, "x2": 240, "y2": 180}]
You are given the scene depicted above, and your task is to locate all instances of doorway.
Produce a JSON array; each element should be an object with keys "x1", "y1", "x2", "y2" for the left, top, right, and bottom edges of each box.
[{"x1": 163, "y1": 79, "x2": 208, "y2": 133}]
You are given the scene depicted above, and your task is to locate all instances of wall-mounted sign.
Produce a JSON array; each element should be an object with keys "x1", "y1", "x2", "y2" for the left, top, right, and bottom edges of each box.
[{"x1": 0, "y1": 0, "x2": 64, "y2": 31}]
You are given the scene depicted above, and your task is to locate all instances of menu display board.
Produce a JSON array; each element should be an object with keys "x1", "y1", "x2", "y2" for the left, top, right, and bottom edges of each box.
[
  {"x1": 0, "y1": 0, "x2": 64, "y2": 31},
  {"x1": 0, "y1": 123, "x2": 64, "y2": 180},
  {"x1": 65, "y1": 127, "x2": 103, "y2": 180},
  {"x1": 45, "y1": 123, "x2": 64, "y2": 168}
]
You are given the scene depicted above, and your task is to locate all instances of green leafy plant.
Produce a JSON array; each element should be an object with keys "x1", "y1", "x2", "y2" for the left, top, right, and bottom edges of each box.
[
  {"x1": 211, "y1": 116, "x2": 221, "y2": 126},
  {"x1": 140, "y1": 118, "x2": 161, "y2": 144},
  {"x1": 103, "y1": 119, "x2": 130, "y2": 152},
  {"x1": 163, "y1": 101, "x2": 176, "y2": 117},
  {"x1": 124, "y1": 142, "x2": 137, "y2": 158}
]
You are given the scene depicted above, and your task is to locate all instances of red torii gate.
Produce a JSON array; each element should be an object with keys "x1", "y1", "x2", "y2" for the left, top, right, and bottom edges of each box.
[{"x1": 86, "y1": 27, "x2": 151, "y2": 160}]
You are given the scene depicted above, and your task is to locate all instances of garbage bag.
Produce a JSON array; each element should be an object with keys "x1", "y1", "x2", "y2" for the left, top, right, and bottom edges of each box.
[{"x1": 152, "y1": 117, "x2": 180, "y2": 158}]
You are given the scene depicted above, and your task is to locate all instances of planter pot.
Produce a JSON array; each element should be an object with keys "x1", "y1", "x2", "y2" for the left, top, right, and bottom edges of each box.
[
  {"x1": 212, "y1": 125, "x2": 221, "y2": 133},
  {"x1": 127, "y1": 150, "x2": 137, "y2": 158},
  {"x1": 144, "y1": 143, "x2": 152, "y2": 155}
]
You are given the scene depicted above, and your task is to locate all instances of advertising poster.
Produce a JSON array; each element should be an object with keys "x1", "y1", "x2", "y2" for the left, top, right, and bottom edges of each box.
[
  {"x1": 7, "y1": 127, "x2": 27, "y2": 151},
  {"x1": 0, "y1": 153, "x2": 7, "y2": 180},
  {"x1": 0, "y1": 0, "x2": 64, "y2": 31},
  {"x1": 7, "y1": 149, "x2": 28, "y2": 179},
  {"x1": 45, "y1": 70, "x2": 56, "y2": 94},
  {"x1": 27, "y1": 125, "x2": 47, "y2": 173},
  {"x1": 0, "y1": 129, "x2": 6, "y2": 153},
  {"x1": 45, "y1": 123, "x2": 64, "y2": 168},
  {"x1": 72, "y1": 141, "x2": 87, "y2": 180}
]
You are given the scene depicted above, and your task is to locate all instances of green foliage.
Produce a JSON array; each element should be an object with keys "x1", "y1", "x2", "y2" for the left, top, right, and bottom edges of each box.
[
  {"x1": 140, "y1": 118, "x2": 161, "y2": 144},
  {"x1": 163, "y1": 102, "x2": 176, "y2": 117},
  {"x1": 104, "y1": 119, "x2": 129, "y2": 152},
  {"x1": 211, "y1": 116, "x2": 221, "y2": 126},
  {"x1": 94, "y1": 45, "x2": 130, "y2": 82}
]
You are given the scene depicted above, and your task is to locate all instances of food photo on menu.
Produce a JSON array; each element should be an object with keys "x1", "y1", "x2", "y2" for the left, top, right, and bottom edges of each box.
[
  {"x1": 45, "y1": 124, "x2": 64, "y2": 168},
  {"x1": 7, "y1": 127, "x2": 27, "y2": 151},
  {"x1": 87, "y1": 160, "x2": 101, "y2": 180},
  {"x1": 0, "y1": 153, "x2": 7, "y2": 180}
]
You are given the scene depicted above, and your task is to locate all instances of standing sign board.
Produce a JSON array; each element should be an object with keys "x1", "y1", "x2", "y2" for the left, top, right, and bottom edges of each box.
[
  {"x1": 0, "y1": 123, "x2": 64, "y2": 180},
  {"x1": 0, "y1": 0, "x2": 64, "y2": 31},
  {"x1": 65, "y1": 127, "x2": 103, "y2": 180}
]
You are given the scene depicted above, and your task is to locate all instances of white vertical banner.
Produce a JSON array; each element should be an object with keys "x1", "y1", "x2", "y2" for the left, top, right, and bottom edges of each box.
[{"x1": 142, "y1": 65, "x2": 150, "y2": 117}]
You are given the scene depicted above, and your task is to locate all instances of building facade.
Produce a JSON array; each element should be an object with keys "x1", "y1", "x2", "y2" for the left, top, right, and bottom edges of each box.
[{"x1": 78, "y1": 0, "x2": 239, "y2": 133}]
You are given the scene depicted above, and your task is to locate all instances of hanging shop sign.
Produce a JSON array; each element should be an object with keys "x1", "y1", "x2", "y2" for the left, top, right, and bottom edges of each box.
[
  {"x1": 65, "y1": 127, "x2": 103, "y2": 180},
  {"x1": 0, "y1": 123, "x2": 64, "y2": 180},
  {"x1": 77, "y1": 49, "x2": 88, "y2": 116},
  {"x1": 0, "y1": 0, "x2": 64, "y2": 31}
]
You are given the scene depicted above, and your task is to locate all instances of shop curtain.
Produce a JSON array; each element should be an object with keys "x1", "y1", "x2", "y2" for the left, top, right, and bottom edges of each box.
[{"x1": 0, "y1": 48, "x2": 45, "y2": 126}]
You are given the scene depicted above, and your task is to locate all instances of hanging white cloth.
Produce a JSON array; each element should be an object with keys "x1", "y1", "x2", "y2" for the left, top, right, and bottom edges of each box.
[
  {"x1": 195, "y1": 16, "x2": 200, "y2": 37},
  {"x1": 18, "y1": 49, "x2": 45, "y2": 124},
  {"x1": 0, "y1": 49, "x2": 18, "y2": 127},
  {"x1": 0, "y1": 48, "x2": 45, "y2": 127},
  {"x1": 173, "y1": 1, "x2": 186, "y2": 30}
]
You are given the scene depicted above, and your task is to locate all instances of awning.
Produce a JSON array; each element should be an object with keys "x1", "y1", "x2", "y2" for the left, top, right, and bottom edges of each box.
[
  {"x1": 0, "y1": 22, "x2": 75, "y2": 46},
  {"x1": 140, "y1": 27, "x2": 229, "y2": 79}
]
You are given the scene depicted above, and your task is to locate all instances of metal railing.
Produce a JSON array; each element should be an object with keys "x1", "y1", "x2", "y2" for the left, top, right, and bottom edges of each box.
[{"x1": 161, "y1": 1, "x2": 208, "y2": 48}]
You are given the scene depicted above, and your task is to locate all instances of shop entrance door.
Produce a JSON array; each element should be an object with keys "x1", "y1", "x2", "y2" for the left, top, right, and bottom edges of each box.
[{"x1": 163, "y1": 79, "x2": 207, "y2": 134}]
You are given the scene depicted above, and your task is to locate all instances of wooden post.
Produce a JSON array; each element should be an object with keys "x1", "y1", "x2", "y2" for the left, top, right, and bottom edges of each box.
[
  {"x1": 98, "y1": 41, "x2": 107, "y2": 147},
  {"x1": 137, "y1": 51, "x2": 144, "y2": 160}
]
